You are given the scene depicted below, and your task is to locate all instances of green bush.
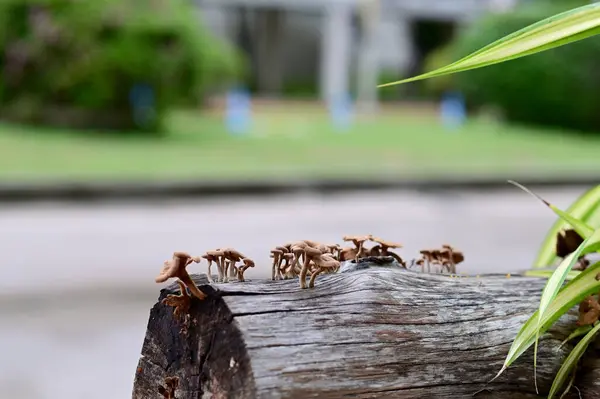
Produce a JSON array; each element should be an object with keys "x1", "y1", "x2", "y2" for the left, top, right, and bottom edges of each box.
[
  {"x1": 0, "y1": 0, "x2": 243, "y2": 132},
  {"x1": 446, "y1": 2, "x2": 600, "y2": 132}
]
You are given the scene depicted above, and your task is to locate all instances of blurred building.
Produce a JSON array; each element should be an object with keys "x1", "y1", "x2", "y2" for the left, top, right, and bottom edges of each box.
[{"x1": 197, "y1": 0, "x2": 518, "y2": 107}]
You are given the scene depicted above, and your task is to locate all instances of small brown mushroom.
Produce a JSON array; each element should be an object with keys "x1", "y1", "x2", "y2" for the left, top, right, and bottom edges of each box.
[
  {"x1": 556, "y1": 229, "x2": 584, "y2": 258},
  {"x1": 578, "y1": 295, "x2": 600, "y2": 326},
  {"x1": 419, "y1": 250, "x2": 435, "y2": 273},
  {"x1": 202, "y1": 249, "x2": 225, "y2": 283},
  {"x1": 440, "y1": 245, "x2": 464, "y2": 274},
  {"x1": 155, "y1": 252, "x2": 206, "y2": 316},
  {"x1": 280, "y1": 252, "x2": 296, "y2": 279},
  {"x1": 299, "y1": 246, "x2": 323, "y2": 289},
  {"x1": 237, "y1": 258, "x2": 255, "y2": 282},
  {"x1": 308, "y1": 254, "x2": 340, "y2": 288},
  {"x1": 413, "y1": 258, "x2": 425, "y2": 271},
  {"x1": 222, "y1": 248, "x2": 248, "y2": 282},
  {"x1": 325, "y1": 243, "x2": 342, "y2": 259},
  {"x1": 371, "y1": 237, "x2": 402, "y2": 254},
  {"x1": 343, "y1": 234, "x2": 372, "y2": 260},
  {"x1": 556, "y1": 229, "x2": 589, "y2": 270},
  {"x1": 270, "y1": 249, "x2": 284, "y2": 280},
  {"x1": 339, "y1": 246, "x2": 358, "y2": 261},
  {"x1": 371, "y1": 237, "x2": 405, "y2": 267},
  {"x1": 290, "y1": 241, "x2": 309, "y2": 273},
  {"x1": 161, "y1": 280, "x2": 191, "y2": 321}
]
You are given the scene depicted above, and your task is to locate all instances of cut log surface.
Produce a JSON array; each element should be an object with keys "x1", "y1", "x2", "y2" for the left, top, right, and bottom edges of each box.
[{"x1": 132, "y1": 258, "x2": 600, "y2": 399}]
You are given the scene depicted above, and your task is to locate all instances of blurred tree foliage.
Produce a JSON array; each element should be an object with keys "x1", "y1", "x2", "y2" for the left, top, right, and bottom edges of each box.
[
  {"x1": 0, "y1": 0, "x2": 243, "y2": 132},
  {"x1": 423, "y1": 0, "x2": 600, "y2": 132}
]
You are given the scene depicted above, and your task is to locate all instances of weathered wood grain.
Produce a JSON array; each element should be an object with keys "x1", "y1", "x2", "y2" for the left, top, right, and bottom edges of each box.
[{"x1": 132, "y1": 262, "x2": 596, "y2": 399}]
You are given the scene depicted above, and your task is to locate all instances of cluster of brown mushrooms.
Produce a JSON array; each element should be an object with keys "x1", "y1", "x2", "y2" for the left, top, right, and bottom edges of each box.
[
  {"x1": 154, "y1": 238, "x2": 466, "y2": 319},
  {"x1": 269, "y1": 235, "x2": 408, "y2": 288},
  {"x1": 154, "y1": 249, "x2": 255, "y2": 319},
  {"x1": 412, "y1": 245, "x2": 464, "y2": 274}
]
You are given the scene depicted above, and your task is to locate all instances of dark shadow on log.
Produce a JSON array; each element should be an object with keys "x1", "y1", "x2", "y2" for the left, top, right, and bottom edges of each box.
[{"x1": 132, "y1": 263, "x2": 595, "y2": 399}]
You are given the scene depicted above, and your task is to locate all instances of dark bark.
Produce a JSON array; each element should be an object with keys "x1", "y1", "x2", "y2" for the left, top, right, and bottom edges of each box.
[{"x1": 132, "y1": 261, "x2": 598, "y2": 399}]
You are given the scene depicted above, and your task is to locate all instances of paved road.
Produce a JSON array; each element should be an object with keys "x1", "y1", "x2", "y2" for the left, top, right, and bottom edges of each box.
[{"x1": 0, "y1": 187, "x2": 590, "y2": 398}]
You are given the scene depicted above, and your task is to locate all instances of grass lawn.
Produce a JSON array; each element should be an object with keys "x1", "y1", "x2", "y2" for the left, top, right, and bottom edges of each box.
[{"x1": 1, "y1": 102, "x2": 600, "y2": 182}]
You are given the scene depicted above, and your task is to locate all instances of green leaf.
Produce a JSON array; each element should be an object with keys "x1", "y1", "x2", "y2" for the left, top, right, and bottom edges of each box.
[
  {"x1": 495, "y1": 260, "x2": 600, "y2": 378},
  {"x1": 549, "y1": 322, "x2": 600, "y2": 398},
  {"x1": 508, "y1": 181, "x2": 595, "y2": 240},
  {"x1": 532, "y1": 233, "x2": 595, "y2": 394},
  {"x1": 378, "y1": 3, "x2": 600, "y2": 88},
  {"x1": 558, "y1": 325, "x2": 593, "y2": 349},
  {"x1": 524, "y1": 270, "x2": 581, "y2": 281},
  {"x1": 537, "y1": 232, "x2": 598, "y2": 330},
  {"x1": 533, "y1": 185, "x2": 600, "y2": 268}
]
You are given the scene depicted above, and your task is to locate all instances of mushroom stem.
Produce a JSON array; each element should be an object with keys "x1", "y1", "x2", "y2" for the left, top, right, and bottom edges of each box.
[
  {"x1": 229, "y1": 260, "x2": 238, "y2": 279},
  {"x1": 270, "y1": 252, "x2": 280, "y2": 280},
  {"x1": 299, "y1": 254, "x2": 311, "y2": 289},
  {"x1": 309, "y1": 268, "x2": 322, "y2": 288},
  {"x1": 206, "y1": 259, "x2": 214, "y2": 283},
  {"x1": 178, "y1": 272, "x2": 207, "y2": 300},
  {"x1": 388, "y1": 251, "x2": 406, "y2": 268}
]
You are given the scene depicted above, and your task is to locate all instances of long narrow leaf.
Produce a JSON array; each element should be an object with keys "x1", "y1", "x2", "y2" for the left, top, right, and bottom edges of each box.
[
  {"x1": 525, "y1": 270, "x2": 581, "y2": 281},
  {"x1": 537, "y1": 232, "x2": 598, "y2": 330},
  {"x1": 558, "y1": 325, "x2": 593, "y2": 349},
  {"x1": 496, "y1": 260, "x2": 600, "y2": 377},
  {"x1": 509, "y1": 181, "x2": 595, "y2": 239},
  {"x1": 378, "y1": 3, "x2": 600, "y2": 88},
  {"x1": 532, "y1": 233, "x2": 595, "y2": 394},
  {"x1": 533, "y1": 185, "x2": 600, "y2": 268},
  {"x1": 549, "y1": 322, "x2": 600, "y2": 398}
]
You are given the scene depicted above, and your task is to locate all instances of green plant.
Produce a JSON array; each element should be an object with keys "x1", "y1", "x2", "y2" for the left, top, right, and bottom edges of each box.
[
  {"x1": 0, "y1": 0, "x2": 243, "y2": 132},
  {"x1": 378, "y1": 3, "x2": 600, "y2": 397},
  {"x1": 449, "y1": 3, "x2": 600, "y2": 132}
]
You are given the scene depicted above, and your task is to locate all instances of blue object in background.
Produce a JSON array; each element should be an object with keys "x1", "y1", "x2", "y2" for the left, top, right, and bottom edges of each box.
[
  {"x1": 225, "y1": 87, "x2": 252, "y2": 136},
  {"x1": 328, "y1": 92, "x2": 354, "y2": 132},
  {"x1": 440, "y1": 91, "x2": 466, "y2": 130},
  {"x1": 129, "y1": 84, "x2": 156, "y2": 129}
]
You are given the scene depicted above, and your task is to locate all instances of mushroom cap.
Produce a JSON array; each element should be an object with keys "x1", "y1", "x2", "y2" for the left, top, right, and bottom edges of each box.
[
  {"x1": 314, "y1": 254, "x2": 340, "y2": 269},
  {"x1": 155, "y1": 252, "x2": 194, "y2": 283},
  {"x1": 453, "y1": 251, "x2": 465, "y2": 264},
  {"x1": 222, "y1": 248, "x2": 245, "y2": 259},
  {"x1": 275, "y1": 246, "x2": 290, "y2": 253},
  {"x1": 302, "y1": 239, "x2": 321, "y2": 248},
  {"x1": 343, "y1": 235, "x2": 372, "y2": 244},
  {"x1": 205, "y1": 249, "x2": 224, "y2": 257},
  {"x1": 326, "y1": 243, "x2": 341, "y2": 250},
  {"x1": 173, "y1": 251, "x2": 193, "y2": 259},
  {"x1": 304, "y1": 246, "x2": 323, "y2": 258},
  {"x1": 283, "y1": 253, "x2": 294, "y2": 259},
  {"x1": 242, "y1": 258, "x2": 255, "y2": 267},
  {"x1": 371, "y1": 237, "x2": 402, "y2": 249},
  {"x1": 316, "y1": 244, "x2": 329, "y2": 253},
  {"x1": 290, "y1": 241, "x2": 308, "y2": 249},
  {"x1": 419, "y1": 249, "x2": 433, "y2": 256},
  {"x1": 556, "y1": 229, "x2": 584, "y2": 258},
  {"x1": 187, "y1": 255, "x2": 202, "y2": 265},
  {"x1": 270, "y1": 248, "x2": 284, "y2": 255}
]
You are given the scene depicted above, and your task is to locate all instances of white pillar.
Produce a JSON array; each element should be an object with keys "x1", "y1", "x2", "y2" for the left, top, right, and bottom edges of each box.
[
  {"x1": 319, "y1": 3, "x2": 353, "y2": 104},
  {"x1": 356, "y1": 0, "x2": 381, "y2": 113}
]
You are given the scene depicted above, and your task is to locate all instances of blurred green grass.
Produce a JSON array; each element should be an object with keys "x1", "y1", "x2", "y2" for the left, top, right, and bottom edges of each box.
[{"x1": 1, "y1": 105, "x2": 600, "y2": 182}]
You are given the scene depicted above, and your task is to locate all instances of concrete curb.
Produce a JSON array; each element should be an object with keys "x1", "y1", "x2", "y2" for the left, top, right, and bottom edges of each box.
[{"x1": 0, "y1": 175, "x2": 599, "y2": 203}]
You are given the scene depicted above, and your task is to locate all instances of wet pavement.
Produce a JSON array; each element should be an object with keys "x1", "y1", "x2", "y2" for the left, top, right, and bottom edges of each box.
[{"x1": 0, "y1": 187, "x2": 590, "y2": 398}]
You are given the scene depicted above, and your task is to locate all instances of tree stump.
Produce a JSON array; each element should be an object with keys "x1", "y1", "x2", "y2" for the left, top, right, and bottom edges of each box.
[{"x1": 132, "y1": 259, "x2": 600, "y2": 398}]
